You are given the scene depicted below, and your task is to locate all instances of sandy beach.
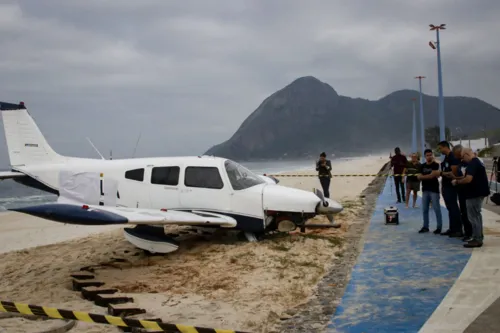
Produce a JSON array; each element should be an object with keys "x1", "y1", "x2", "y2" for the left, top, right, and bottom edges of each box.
[{"x1": 0, "y1": 155, "x2": 388, "y2": 333}]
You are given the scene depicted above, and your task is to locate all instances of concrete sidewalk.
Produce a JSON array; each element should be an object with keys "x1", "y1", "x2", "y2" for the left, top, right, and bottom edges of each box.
[
  {"x1": 418, "y1": 202, "x2": 500, "y2": 332},
  {"x1": 327, "y1": 179, "x2": 472, "y2": 333}
]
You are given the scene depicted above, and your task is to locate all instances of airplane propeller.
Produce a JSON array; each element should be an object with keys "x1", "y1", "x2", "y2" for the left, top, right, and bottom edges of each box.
[{"x1": 313, "y1": 188, "x2": 335, "y2": 223}]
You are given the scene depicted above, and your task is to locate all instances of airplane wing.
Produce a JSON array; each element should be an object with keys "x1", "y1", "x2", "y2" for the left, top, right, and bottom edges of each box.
[
  {"x1": 9, "y1": 170, "x2": 236, "y2": 228},
  {"x1": 10, "y1": 202, "x2": 237, "y2": 227},
  {"x1": 0, "y1": 171, "x2": 26, "y2": 180}
]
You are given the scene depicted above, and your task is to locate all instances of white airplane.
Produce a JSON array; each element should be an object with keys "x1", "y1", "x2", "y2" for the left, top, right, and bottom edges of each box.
[{"x1": 0, "y1": 101, "x2": 343, "y2": 254}]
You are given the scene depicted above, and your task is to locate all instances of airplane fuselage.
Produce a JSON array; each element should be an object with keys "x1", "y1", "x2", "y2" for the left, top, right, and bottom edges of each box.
[{"x1": 11, "y1": 155, "x2": 331, "y2": 233}]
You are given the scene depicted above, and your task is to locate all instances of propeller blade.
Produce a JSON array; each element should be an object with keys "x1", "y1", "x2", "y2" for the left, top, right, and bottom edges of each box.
[
  {"x1": 326, "y1": 213, "x2": 334, "y2": 222},
  {"x1": 314, "y1": 188, "x2": 325, "y2": 202}
]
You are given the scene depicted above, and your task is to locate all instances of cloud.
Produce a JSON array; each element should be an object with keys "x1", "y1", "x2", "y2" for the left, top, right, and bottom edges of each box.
[{"x1": 1, "y1": 0, "x2": 499, "y2": 165}]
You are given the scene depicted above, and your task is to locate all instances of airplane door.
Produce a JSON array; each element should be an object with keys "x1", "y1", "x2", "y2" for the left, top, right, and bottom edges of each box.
[
  {"x1": 179, "y1": 166, "x2": 231, "y2": 212},
  {"x1": 230, "y1": 185, "x2": 265, "y2": 219},
  {"x1": 118, "y1": 167, "x2": 151, "y2": 208},
  {"x1": 148, "y1": 166, "x2": 181, "y2": 209}
]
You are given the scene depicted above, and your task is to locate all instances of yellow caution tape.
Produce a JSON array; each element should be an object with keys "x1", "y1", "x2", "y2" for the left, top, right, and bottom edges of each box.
[{"x1": 0, "y1": 301, "x2": 249, "y2": 333}]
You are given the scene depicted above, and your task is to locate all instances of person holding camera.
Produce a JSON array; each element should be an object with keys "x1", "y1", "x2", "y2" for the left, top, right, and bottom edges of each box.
[
  {"x1": 438, "y1": 141, "x2": 463, "y2": 237},
  {"x1": 316, "y1": 152, "x2": 332, "y2": 198},
  {"x1": 452, "y1": 148, "x2": 490, "y2": 248}
]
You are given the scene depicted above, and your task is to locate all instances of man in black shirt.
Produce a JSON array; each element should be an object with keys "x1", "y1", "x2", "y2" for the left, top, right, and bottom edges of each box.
[
  {"x1": 417, "y1": 149, "x2": 443, "y2": 234},
  {"x1": 391, "y1": 147, "x2": 408, "y2": 203},
  {"x1": 452, "y1": 148, "x2": 490, "y2": 248},
  {"x1": 438, "y1": 141, "x2": 463, "y2": 237},
  {"x1": 316, "y1": 152, "x2": 332, "y2": 198}
]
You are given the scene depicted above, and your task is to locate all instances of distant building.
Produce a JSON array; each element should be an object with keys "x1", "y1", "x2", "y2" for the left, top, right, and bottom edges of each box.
[
  {"x1": 491, "y1": 143, "x2": 500, "y2": 157},
  {"x1": 450, "y1": 137, "x2": 489, "y2": 152}
]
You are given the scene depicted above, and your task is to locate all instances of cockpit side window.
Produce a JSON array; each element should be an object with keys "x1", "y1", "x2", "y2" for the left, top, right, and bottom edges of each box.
[
  {"x1": 151, "y1": 166, "x2": 180, "y2": 186},
  {"x1": 125, "y1": 168, "x2": 144, "y2": 182},
  {"x1": 224, "y1": 160, "x2": 265, "y2": 190},
  {"x1": 185, "y1": 167, "x2": 224, "y2": 189}
]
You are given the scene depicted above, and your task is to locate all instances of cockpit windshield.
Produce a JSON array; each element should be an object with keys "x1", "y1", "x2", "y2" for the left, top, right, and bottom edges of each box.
[{"x1": 224, "y1": 159, "x2": 266, "y2": 190}]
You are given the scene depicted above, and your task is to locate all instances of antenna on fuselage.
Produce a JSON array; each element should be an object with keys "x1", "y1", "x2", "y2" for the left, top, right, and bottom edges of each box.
[
  {"x1": 132, "y1": 131, "x2": 142, "y2": 158},
  {"x1": 86, "y1": 137, "x2": 105, "y2": 160}
]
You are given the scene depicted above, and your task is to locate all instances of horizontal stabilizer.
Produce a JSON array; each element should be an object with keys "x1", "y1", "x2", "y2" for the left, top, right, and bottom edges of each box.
[
  {"x1": 0, "y1": 171, "x2": 26, "y2": 180},
  {"x1": 9, "y1": 203, "x2": 237, "y2": 227}
]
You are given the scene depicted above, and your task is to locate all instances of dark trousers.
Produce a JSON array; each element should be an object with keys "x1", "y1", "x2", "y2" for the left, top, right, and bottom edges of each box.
[
  {"x1": 442, "y1": 185, "x2": 463, "y2": 233},
  {"x1": 319, "y1": 177, "x2": 331, "y2": 198},
  {"x1": 394, "y1": 176, "x2": 405, "y2": 202},
  {"x1": 458, "y1": 192, "x2": 472, "y2": 237}
]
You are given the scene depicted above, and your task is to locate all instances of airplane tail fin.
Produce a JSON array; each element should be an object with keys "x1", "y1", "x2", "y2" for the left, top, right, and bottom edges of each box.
[{"x1": 1, "y1": 101, "x2": 65, "y2": 167}]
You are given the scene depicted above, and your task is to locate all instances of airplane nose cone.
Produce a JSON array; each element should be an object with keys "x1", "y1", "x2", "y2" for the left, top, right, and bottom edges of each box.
[
  {"x1": 325, "y1": 198, "x2": 343, "y2": 213},
  {"x1": 316, "y1": 198, "x2": 343, "y2": 215}
]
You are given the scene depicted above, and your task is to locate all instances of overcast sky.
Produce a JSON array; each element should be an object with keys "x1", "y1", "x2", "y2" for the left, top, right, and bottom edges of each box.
[{"x1": 1, "y1": 0, "x2": 499, "y2": 165}]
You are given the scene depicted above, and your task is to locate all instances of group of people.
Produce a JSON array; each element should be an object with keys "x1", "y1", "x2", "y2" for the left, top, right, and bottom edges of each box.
[{"x1": 391, "y1": 142, "x2": 490, "y2": 248}]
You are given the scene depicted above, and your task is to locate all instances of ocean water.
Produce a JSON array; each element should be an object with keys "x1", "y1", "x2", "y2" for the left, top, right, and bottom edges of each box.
[{"x1": 0, "y1": 158, "x2": 348, "y2": 212}]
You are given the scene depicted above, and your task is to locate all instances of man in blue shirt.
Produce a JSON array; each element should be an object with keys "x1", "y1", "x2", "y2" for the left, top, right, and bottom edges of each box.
[
  {"x1": 438, "y1": 141, "x2": 463, "y2": 237},
  {"x1": 452, "y1": 148, "x2": 490, "y2": 248}
]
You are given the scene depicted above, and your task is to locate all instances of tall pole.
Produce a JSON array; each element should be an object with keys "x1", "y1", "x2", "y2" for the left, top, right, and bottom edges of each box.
[
  {"x1": 430, "y1": 24, "x2": 446, "y2": 142},
  {"x1": 411, "y1": 98, "x2": 417, "y2": 154},
  {"x1": 456, "y1": 127, "x2": 462, "y2": 145},
  {"x1": 415, "y1": 76, "x2": 426, "y2": 162}
]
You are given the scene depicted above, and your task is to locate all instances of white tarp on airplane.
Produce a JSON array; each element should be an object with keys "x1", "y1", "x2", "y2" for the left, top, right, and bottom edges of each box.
[
  {"x1": 58, "y1": 170, "x2": 119, "y2": 206},
  {"x1": 57, "y1": 170, "x2": 117, "y2": 206},
  {"x1": 58, "y1": 170, "x2": 100, "y2": 205}
]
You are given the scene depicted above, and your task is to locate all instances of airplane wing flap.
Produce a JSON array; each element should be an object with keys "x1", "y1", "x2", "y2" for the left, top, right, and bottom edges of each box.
[
  {"x1": 0, "y1": 171, "x2": 26, "y2": 180},
  {"x1": 92, "y1": 206, "x2": 237, "y2": 227}
]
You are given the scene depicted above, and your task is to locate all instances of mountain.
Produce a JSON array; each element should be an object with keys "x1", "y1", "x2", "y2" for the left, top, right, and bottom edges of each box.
[{"x1": 205, "y1": 76, "x2": 500, "y2": 160}]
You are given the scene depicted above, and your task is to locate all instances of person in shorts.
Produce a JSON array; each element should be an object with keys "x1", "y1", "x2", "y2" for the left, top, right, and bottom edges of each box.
[{"x1": 404, "y1": 153, "x2": 421, "y2": 208}]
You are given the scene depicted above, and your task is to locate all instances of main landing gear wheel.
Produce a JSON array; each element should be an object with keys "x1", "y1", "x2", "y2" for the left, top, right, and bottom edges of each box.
[{"x1": 244, "y1": 232, "x2": 258, "y2": 242}]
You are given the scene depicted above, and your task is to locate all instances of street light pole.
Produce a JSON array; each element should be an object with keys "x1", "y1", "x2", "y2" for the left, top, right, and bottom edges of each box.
[
  {"x1": 456, "y1": 127, "x2": 462, "y2": 145},
  {"x1": 411, "y1": 98, "x2": 417, "y2": 154},
  {"x1": 429, "y1": 24, "x2": 446, "y2": 142},
  {"x1": 415, "y1": 76, "x2": 426, "y2": 162}
]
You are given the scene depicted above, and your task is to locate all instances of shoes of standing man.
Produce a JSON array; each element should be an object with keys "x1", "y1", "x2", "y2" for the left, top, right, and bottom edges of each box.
[
  {"x1": 418, "y1": 228, "x2": 442, "y2": 234},
  {"x1": 463, "y1": 239, "x2": 483, "y2": 248},
  {"x1": 418, "y1": 227, "x2": 429, "y2": 233},
  {"x1": 440, "y1": 229, "x2": 451, "y2": 236}
]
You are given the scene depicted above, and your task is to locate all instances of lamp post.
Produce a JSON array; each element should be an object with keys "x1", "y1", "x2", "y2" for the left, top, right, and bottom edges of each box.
[
  {"x1": 415, "y1": 76, "x2": 426, "y2": 162},
  {"x1": 429, "y1": 24, "x2": 446, "y2": 142},
  {"x1": 411, "y1": 98, "x2": 417, "y2": 154},
  {"x1": 483, "y1": 128, "x2": 488, "y2": 148},
  {"x1": 456, "y1": 127, "x2": 463, "y2": 145}
]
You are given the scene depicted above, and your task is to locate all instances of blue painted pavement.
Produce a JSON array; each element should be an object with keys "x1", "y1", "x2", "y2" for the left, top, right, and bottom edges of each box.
[{"x1": 327, "y1": 178, "x2": 473, "y2": 333}]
